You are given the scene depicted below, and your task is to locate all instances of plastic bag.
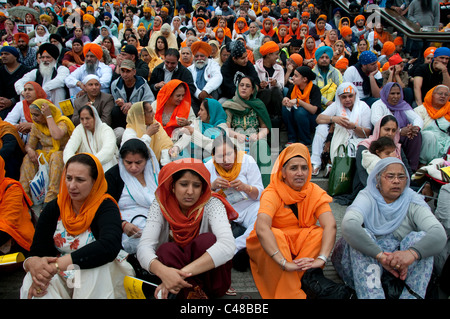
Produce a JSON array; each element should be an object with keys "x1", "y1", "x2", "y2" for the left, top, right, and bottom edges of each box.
[{"x1": 29, "y1": 154, "x2": 49, "y2": 205}]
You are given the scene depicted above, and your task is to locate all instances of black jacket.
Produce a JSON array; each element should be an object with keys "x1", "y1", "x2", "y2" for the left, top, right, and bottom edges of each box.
[
  {"x1": 220, "y1": 57, "x2": 260, "y2": 99},
  {"x1": 148, "y1": 61, "x2": 196, "y2": 99}
]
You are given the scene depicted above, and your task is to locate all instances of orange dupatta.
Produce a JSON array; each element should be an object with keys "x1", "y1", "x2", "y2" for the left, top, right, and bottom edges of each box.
[
  {"x1": 0, "y1": 156, "x2": 34, "y2": 251},
  {"x1": 261, "y1": 18, "x2": 276, "y2": 37},
  {"x1": 288, "y1": 18, "x2": 301, "y2": 39},
  {"x1": 304, "y1": 35, "x2": 316, "y2": 60},
  {"x1": 0, "y1": 118, "x2": 25, "y2": 153},
  {"x1": 423, "y1": 85, "x2": 450, "y2": 122},
  {"x1": 154, "y1": 80, "x2": 191, "y2": 137},
  {"x1": 234, "y1": 17, "x2": 249, "y2": 34},
  {"x1": 57, "y1": 153, "x2": 118, "y2": 236},
  {"x1": 155, "y1": 158, "x2": 238, "y2": 247},
  {"x1": 22, "y1": 81, "x2": 47, "y2": 123},
  {"x1": 291, "y1": 80, "x2": 313, "y2": 105},
  {"x1": 277, "y1": 25, "x2": 292, "y2": 43}
]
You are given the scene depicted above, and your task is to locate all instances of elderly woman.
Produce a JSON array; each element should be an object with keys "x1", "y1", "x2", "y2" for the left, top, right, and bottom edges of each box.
[
  {"x1": 282, "y1": 66, "x2": 322, "y2": 147},
  {"x1": 0, "y1": 156, "x2": 34, "y2": 256},
  {"x1": 222, "y1": 76, "x2": 272, "y2": 187},
  {"x1": 311, "y1": 82, "x2": 372, "y2": 176},
  {"x1": 136, "y1": 159, "x2": 237, "y2": 299},
  {"x1": 414, "y1": 85, "x2": 450, "y2": 165},
  {"x1": 19, "y1": 99, "x2": 74, "y2": 205},
  {"x1": 20, "y1": 153, "x2": 135, "y2": 299},
  {"x1": 246, "y1": 143, "x2": 336, "y2": 299},
  {"x1": 148, "y1": 23, "x2": 178, "y2": 50},
  {"x1": 245, "y1": 22, "x2": 264, "y2": 51},
  {"x1": 331, "y1": 157, "x2": 446, "y2": 299},
  {"x1": 63, "y1": 105, "x2": 118, "y2": 172},
  {"x1": 205, "y1": 135, "x2": 264, "y2": 264},
  {"x1": 5, "y1": 82, "x2": 48, "y2": 144},
  {"x1": 153, "y1": 80, "x2": 196, "y2": 149},
  {"x1": 371, "y1": 83, "x2": 423, "y2": 171},
  {"x1": 105, "y1": 138, "x2": 159, "y2": 254},
  {"x1": 29, "y1": 24, "x2": 50, "y2": 47}
]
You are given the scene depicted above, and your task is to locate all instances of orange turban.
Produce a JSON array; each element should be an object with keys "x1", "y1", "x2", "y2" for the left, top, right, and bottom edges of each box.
[
  {"x1": 394, "y1": 36, "x2": 403, "y2": 46},
  {"x1": 302, "y1": 11, "x2": 310, "y2": 17},
  {"x1": 335, "y1": 58, "x2": 348, "y2": 69},
  {"x1": 354, "y1": 15, "x2": 365, "y2": 24},
  {"x1": 259, "y1": 40, "x2": 279, "y2": 56},
  {"x1": 290, "y1": 53, "x2": 303, "y2": 66},
  {"x1": 281, "y1": 8, "x2": 289, "y2": 14},
  {"x1": 14, "y1": 32, "x2": 29, "y2": 44},
  {"x1": 191, "y1": 41, "x2": 212, "y2": 57},
  {"x1": 83, "y1": 13, "x2": 96, "y2": 25},
  {"x1": 262, "y1": 6, "x2": 270, "y2": 13},
  {"x1": 340, "y1": 26, "x2": 352, "y2": 37},
  {"x1": 131, "y1": 0, "x2": 137, "y2": 4},
  {"x1": 381, "y1": 41, "x2": 395, "y2": 56},
  {"x1": 424, "y1": 46, "x2": 436, "y2": 58},
  {"x1": 86, "y1": 5, "x2": 94, "y2": 11},
  {"x1": 382, "y1": 61, "x2": 390, "y2": 71},
  {"x1": 83, "y1": 43, "x2": 103, "y2": 60},
  {"x1": 388, "y1": 53, "x2": 403, "y2": 66},
  {"x1": 161, "y1": 6, "x2": 169, "y2": 13}
]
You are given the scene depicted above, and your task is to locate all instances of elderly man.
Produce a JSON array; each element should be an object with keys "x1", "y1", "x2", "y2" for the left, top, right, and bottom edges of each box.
[
  {"x1": 14, "y1": 33, "x2": 38, "y2": 68},
  {"x1": 254, "y1": 41, "x2": 285, "y2": 128},
  {"x1": 112, "y1": 44, "x2": 149, "y2": 82},
  {"x1": 0, "y1": 47, "x2": 31, "y2": 119},
  {"x1": 49, "y1": 33, "x2": 69, "y2": 64},
  {"x1": 343, "y1": 50, "x2": 382, "y2": 106},
  {"x1": 83, "y1": 13, "x2": 100, "y2": 41},
  {"x1": 15, "y1": 43, "x2": 69, "y2": 106},
  {"x1": 65, "y1": 43, "x2": 113, "y2": 98},
  {"x1": 312, "y1": 46, "x2": 343, "y2": 108},
  {"x1": 72, "y1": 75, "x2": 115, "y2": 127},
  {"x1": 110, "y1": 59, "x2": 155, "y2": 144},
  {"x1": 188, "y1": 41, "x2": 223, "y2": 115}
]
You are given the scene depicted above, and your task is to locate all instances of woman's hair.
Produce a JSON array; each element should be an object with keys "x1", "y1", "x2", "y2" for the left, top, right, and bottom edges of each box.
[
  {"x1": 201, "y1": 98, "x2": 210, "y2": 117},
  {"x1": 171, "y1": 169, "x2": 207, "y2": 190},
  {"x1": 369, "y1": 136, "x2": 396, "y2": 155},
  {"x1": 66, "y1": 153, "x2": 99, "y2": 180},
  {"x1": 211, "y1": 134, "x2": 237, "y2": 156},
  {"x1": 375, "y1": 162, "x2": 406, "y2": 188},
  {"x1": 119, "y1": 138, "x2": 150, "y2": 160},
  {"x1": 78, "y1": 104, "x2": 94, "y2": 117},
  {"x1": 155, "y1": 35, "x2": 169, "y2": 52},
  {"x1": 380, "y1": 114, "x2": 398, "y2": 129}
]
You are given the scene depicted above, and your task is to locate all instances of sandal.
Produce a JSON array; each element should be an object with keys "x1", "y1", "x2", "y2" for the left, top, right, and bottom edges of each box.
[
  {"x1": 323, "y1": 163, "x2": 332, "y2": 178},
  {"x1": 312, "y1": 165, "x2": 320, "y2": 176},
  {"x1": 226, "y1": 287, "x2": 237, "y2": 296}
]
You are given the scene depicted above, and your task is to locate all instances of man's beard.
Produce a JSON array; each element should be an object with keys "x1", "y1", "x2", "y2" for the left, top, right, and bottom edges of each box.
[
  {"x1": 104, "y1": 19, "x2": 111, "y2": 26},
  {"x1": 194, "y1": 59, "x2": 207, "y2": 70},
  {"x1": 83, "y1": 25, "x2": 93, "y2": 35},
  {"x1": 39, "y1": 60, "x2": 57, "y2": 78},
  {"x1": 85, "y1": 60, "x2": 99, "y2": 75},
  {"x1": 55, "y1": 43, "x2": 63, "y2": 53},
  {"x1": 18, "y1": 44, "x2": 28, "y2": 51}
]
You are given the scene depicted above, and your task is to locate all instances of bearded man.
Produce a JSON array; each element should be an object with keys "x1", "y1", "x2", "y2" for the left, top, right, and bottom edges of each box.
[
  {"x1": 14, "y1": 33, "x2": 38, "y2": 68},
  {"x1": 83, "y1": 13, "x2": 99, "y2": 41},
  {"x1": 15, "y1": 43, "x2": 69, "y2": 105},
  {"x1": 187, "y1": 41, "x2": 222, "y2": 114}
]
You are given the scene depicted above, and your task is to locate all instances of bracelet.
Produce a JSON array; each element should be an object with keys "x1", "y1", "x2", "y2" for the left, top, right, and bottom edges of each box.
[
  {"x1": 122, "y1": 221, "x2": 128, "y2": 230},
  {"x1": 46, "y1": 115, "x2": 53, "y2": 119},
  {"x1": 317, "y1": 255, "x2": 327, "y2": 263},
  {"x1": 248, "y1": 185, "x2": 253, "y2": 193},
  {"x1": 376, "y1": 251, "x2": 384, "y2": 262},
  {"x1": 55, "y1": 262, "x2": 61, "y2": 273},
  {"x1": 408, "y1": 248, "x2": 418, "y2": 260},
  {"x1": 280, "y1": 258, "x2": 287, "y2": 271},
  {"x1": 270, "y1": 249, "x2": 279, "y2": 258},
  {"x1": 330, "y1": 115, "x2": 333, "y2": 123}
]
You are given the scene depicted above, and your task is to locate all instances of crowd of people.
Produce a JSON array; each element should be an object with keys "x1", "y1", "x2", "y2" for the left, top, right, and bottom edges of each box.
[{"x1": 0, "y1": 0, "x2": 450, "y2": 300}]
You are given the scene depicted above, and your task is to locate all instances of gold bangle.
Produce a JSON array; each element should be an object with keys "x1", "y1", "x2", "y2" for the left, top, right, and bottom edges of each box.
[
  {"x1": 248, "y1": 185, "x2": 252, "y2": 193},
  {"x1": 55, "y1": 262, "x2": 61, "y2": 272}
]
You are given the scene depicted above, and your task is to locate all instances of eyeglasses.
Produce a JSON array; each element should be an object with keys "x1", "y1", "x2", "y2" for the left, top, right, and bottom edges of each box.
[
  {"x1": 382, "y1": 174, "x2": 407, "y2": 182},
  {"x1": 433, "y1": 92, "x2": 450, "y2": 97}
]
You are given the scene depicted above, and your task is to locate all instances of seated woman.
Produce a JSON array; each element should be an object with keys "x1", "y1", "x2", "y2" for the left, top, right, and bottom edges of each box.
[
  {"x1": 0, "y1": 156, "x2": 35, "y2": 256},
  {"x1": 136, "y1": 158, "x2": 237, "y2": 299},
  {"x1": 371, "y1": 82, "x2": 423, "y2": 171},
  {"x1": 65, "y1": 26, "x2": 91, "y2": 49},
  {"x1": 246, "y1": 143, "x2": 336, "y2": 299},
  {"x1": 282, "y1": 66, "x2": 322, "y2": 147},
  {"x1": 105, "y1": 138, "x2": 159, "y2": 254},
  {"x1": 123, "y1": 101, "x2": 175, "y2": 166},
  {"x1": 414, "y1": 85, "x2": 450, "y2": 166},
  {"x1": 140, "y1": 46, "x2": 163, "y2": 81},
  {"x1": 153, "y1": 80, "x2": 196, "y2": 142},
  {"x1": 63, "y1": 105, "x2": 118, "y2": 172},
  {"x1": 311, "y1": 82, "x2": 372, "y2": 176},
  {"x1": 20, "y1": 153, "x2": 135, "y2": 299},
  {"x1": 61, "y1": 38, "x2": 85, "y2": 73},
  {"x1": 205, "y1": 135, "x2": 264, "y2": 268},
  {"x1": 20, "y1": 99, "x2": 75, "y2": 205},
  {"x1": 331, "y1": 157, "x2": 446, "y2": 299},
  {"x1": 5, "y1": 82, "x2": 48, "y2": 145},
  {"x1": 299, "y1": 36, "x2": 317, "y2": 69},
  {"x1": 174, "y1": 98, "x2": 228, "y2": 161},
  {"x1": 222, "y1": 76, "x2": 272, "y2": 187}
]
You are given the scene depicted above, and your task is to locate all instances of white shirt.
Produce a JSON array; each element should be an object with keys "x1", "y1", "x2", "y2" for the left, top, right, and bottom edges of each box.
[{"x1": 343, "y1": 65, "x2": 382, "y2": 99}]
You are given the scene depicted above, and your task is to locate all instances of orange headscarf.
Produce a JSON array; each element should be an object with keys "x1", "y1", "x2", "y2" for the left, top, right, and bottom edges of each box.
[
  {"x1": 289, "y1": 18, "x2": 301, "y2": 39},
  {"x1": 155, "y1": 80, "x2": 191, "y2": 137},
  {"x1": 234, "y1": 17, "x2": 249, "y2": 34},
  {"x1": 261, "y1": 18, "x2": 276, "y2": 37},
  {"x1": 57, "y1": 153, "x2": 118, "y2": 236},
  {"x1": 261, "y1": 143, "x2": 332, "y2": 228},
  {"x1": 23, "y1": 81, "x2": 47, "y2": 123},
  {"x1": 195, "y1": 17, "x2": 208, "y2": 34},
  {"x1": 0, "y1": 118, "x2": 25, "y2": 154},
  {"x1": 291, "y1": 79, "x2": 313, "y2": 105},
  {"x1": 277, "y1": 25, "x2": 292, "y2": 43},
  {"x1": 304, "y1": 35, "x2": 316, "y2": 60},
  {"x1": 422, "y1": 85, "x2": 450, "y2": 122},
  {"x1": 155, "y1": 158, "x2": 238, "y2": 247},
  {"x1": 0, "y1": 156, "x2": 35, "y2": 251},
  {"x1": 299, "y1": 23, "x2": 309, "y2": 39},
  {"x1": 314, "y1": 16, "x2": 326, "y2": 37}
]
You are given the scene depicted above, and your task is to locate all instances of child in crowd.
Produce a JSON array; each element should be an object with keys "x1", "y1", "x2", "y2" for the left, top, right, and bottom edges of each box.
[{"x1": 362, "y1": 136, "x2": 397, "y2": 174}]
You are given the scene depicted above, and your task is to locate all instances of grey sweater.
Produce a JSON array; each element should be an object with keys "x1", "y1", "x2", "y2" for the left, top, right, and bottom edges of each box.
[
  {"x1": 407, "y1": 0, "x2": 440, "y2": 27},
  {"x1": 342, "y1": 202, "x2": 446, "y2": 259}
]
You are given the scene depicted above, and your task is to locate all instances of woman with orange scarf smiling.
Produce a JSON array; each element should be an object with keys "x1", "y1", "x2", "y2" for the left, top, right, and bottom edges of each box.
[
  {"x1": 414, "y1": 85, "x2": 450, "y2": 165},
  {"x1": 246, "y1": 143, "x2": 336, "y2": 299},
  {"x1": 20, "y1": 153, "x2": 134, "y2": 299},
  {"x1": 137, "y1": 158, "x2": 237, "y2": 299}
]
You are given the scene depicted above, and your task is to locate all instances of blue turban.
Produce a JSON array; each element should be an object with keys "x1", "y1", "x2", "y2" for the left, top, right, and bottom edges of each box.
[
  {"x1": 359, "y1": 50, "x2": 377, "y2": 65},
  {"x1": 315, "y1": 46, "x2": 334, "y2": 61},
  {"x1": 104, "y1": 12, "x2": 112, "y2": 19},
  {"x1": 0, "y1": 46, "x2": 19, "y2": 59},
  {"x1": 434, "y1": 47, "x2": 450, "y2": 58}
]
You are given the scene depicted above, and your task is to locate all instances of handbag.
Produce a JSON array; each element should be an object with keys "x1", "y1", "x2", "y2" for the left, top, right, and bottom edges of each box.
[
  {"x1": 328, "y1": 144, "x2": 356, "y2": 197},
  {"x1": 29, "y1": 153, "x2": 50, "y2": 206},
  {"x1": 301, "y1": 268, "x2": 356, "y2": 299}
]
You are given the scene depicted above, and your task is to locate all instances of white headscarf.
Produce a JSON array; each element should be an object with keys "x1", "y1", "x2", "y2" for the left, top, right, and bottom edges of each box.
[{"x1": 349, "y1": 157, "x2": 428, "y2": 236}]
